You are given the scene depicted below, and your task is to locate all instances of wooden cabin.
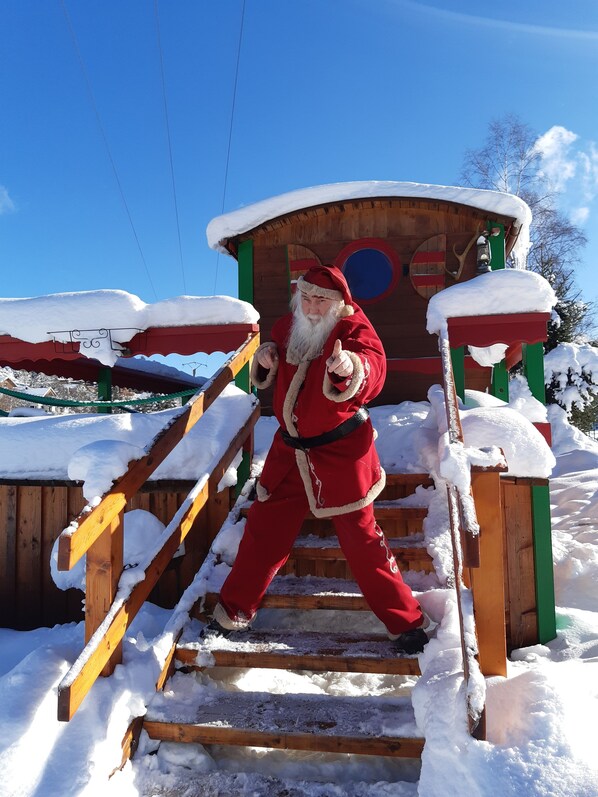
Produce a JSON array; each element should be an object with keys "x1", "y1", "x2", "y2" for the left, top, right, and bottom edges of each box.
[{"x1": 208, "y1": 181, "x2": 556, "y2": 649}]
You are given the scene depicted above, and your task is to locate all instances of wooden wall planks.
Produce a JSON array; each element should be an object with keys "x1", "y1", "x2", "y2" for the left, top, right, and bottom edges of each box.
[{"x1": 0, "y1": 481, "x2": 232, "y2": 630}]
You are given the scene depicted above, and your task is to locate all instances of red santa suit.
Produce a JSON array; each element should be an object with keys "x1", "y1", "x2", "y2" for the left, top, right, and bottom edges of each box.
[{"x1": 216, "y1": 266, "x2": 424, "y2": 636}]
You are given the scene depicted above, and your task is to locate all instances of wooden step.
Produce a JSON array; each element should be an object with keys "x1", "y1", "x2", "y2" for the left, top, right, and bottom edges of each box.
[
  {"x1": 138, "y1": 771, "x2": 420, "y2": 797},
  {"x1": 203, "y1": 577, "x2": 369, "y2": 613},
  {"x1": 380, "y1": 473, "x2": 433, "y2": 500},
  {"x1": 290, "y1": 533, "x2": 433, "y2": 572},
  {"x1": 176, "y1": 629, "x2": 421, "y2": 674},
  {"x1": 201, "y1": 571, "x2": 438, "y2": 615},
  {"x1": 240, "y1": 497, "x2": 430, "y2": 541},
  {"x1": 240, "y1": 503, "x2": 428, "y2": 522},
  {"x1": 143, "y1": 689, "x2": 425, "y2": 758}
]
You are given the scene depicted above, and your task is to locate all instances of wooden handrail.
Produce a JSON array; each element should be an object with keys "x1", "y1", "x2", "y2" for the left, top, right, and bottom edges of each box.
[
  {"x1": 437, "y1": 330, "x2": 511, "y2": 735},
  {"x1": 57, "y1": 331, "x2": 260, "y2": 571},
  {"x1": 56, "y1": 331, "x2": 261, "y2": 721},
  {"x1": 437, "y1": 333, "x2": 485, "y2": 736},
  {"x1": 438, "y1": 335, "x2": 480, "y2": 567},
  {"x1": 446, "y1": 484, "x2": 485, "y2": 737},
  {"x1": 57, "y1": 401, "x2": 260, "y2": 721}
]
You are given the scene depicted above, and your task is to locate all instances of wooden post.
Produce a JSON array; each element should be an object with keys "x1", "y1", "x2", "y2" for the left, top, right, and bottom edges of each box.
[
  {"x1": 470, "y1": 471, "x2": 507, "y2": 677},
  {"x1": 237, "y1": 238, "x2": 254, "y2": 304},
  {"x1": 450, "y1": 346, "x2": 465, "y2": 401},
  {"x1": 491, "y1": 361, "x2": 509, "y2": 402},
  {"x1": 0, "y1": 485, "x2": 18, "y2": 627},
  {"x1": 235, "y1": 238, "x2": 256, "y2": 494},
  {"x1": 97, "y1": 367, "x2": 112, "y2": 414},
  {"x1": 16, "y1": 486, "x2": 41, "y2": 629},
  {"x1": 522, "y1": 342, "x2": 546, "y2": 403},
  {"x1": 86, "y1": 509, "x2": 124, "y2": 675},
  {"x1": 531, "y1": 483, "x2": 557, "y2": 643},
  {"x1": 488, "y1": 221, "x2": 506, "y2": 270},
  {"x1": 235, "y1": 240, "x2": 255, "y2": 398}
]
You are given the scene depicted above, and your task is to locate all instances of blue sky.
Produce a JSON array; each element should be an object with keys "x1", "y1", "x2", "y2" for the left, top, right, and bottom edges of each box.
[{"x1": 1, "y1": 1, "x2": 597, "y2": 318}]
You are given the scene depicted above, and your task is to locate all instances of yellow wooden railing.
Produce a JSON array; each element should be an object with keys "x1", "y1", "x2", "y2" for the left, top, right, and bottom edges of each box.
[{"x1": 56, "y1": 331, "x2": 260, "y2": 721}]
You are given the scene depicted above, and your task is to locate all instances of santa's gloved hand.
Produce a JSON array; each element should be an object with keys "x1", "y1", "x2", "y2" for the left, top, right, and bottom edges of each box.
[
  {"x1": 257, "y1": 342, "x2": 279, "y2": 370},
  {"x1": 326, "y1": 339, "x2": 354, "y2": 378}
]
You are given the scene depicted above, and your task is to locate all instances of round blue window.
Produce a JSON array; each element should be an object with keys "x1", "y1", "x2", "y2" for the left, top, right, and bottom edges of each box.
[{"x1": 342, "y1": 248, "x2": 394, "y2": 301}]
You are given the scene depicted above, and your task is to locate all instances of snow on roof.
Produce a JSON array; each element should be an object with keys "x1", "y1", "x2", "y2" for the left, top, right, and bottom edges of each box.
[
  {"x1": 14, "y1": 386, "x2": 54, "y2": 397},
  {"x1": 207, "y1": 180, "x2": 532, "y2": 258},
  {"x1": 0, "y1": 290, "x2": 259, "y2": 366},
  {"x1": 426, "y1": 269, "x2": 557, "y2": 337}
]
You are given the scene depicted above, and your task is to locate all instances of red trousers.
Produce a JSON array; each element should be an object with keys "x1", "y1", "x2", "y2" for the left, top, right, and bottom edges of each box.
[{"x1": 219, "y1": 463, "x2": 424, "y2": 636}]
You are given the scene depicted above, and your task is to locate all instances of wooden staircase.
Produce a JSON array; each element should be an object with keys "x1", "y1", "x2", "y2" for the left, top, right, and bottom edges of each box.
[{"x1": 141, "y1": 473, "x2": 440, "y2": 786}]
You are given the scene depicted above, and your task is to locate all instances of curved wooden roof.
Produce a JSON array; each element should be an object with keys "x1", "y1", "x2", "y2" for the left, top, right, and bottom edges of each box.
[{"x1": 207, "y1": 181, "x2": 531, "y2": 260}]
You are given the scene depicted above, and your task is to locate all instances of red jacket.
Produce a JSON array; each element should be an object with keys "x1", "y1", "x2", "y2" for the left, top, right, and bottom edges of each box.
[{"x1": 251, "y1": 305, "x2": 387, "y2": 517}]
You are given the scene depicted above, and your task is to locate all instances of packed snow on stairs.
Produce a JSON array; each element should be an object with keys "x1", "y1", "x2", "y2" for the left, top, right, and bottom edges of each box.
[{"x1": 122, "y1": 465, "x2": 465, "y2": 796}]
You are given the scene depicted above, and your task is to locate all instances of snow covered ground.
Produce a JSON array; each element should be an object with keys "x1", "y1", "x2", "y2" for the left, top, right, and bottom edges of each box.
[{"x1": 0, "y1": 396, "x2": 597, "y2": 797}]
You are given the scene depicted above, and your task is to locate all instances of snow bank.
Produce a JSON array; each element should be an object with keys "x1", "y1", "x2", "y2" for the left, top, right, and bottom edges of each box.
[
  {"x1": 0, "y1": 384, "x2": 255, "y2": 486},
  {"x1": 372, "y1": 389, "x2": 554, "y2": 483},
  {"x1": 207, "y1": 180, "x2": 532, "y2": 264},
  {"x1": 426, "y1": 270, "x2": 557, "y2": 337}
]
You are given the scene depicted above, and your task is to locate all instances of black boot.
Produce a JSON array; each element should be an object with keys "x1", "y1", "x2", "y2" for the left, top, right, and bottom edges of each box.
[
  {"x1": 200, "y1": 619, "x2": 234, "y2": 639},
  {"x1": 393, "y1": 627, "x2": 429, "y2": 655}
]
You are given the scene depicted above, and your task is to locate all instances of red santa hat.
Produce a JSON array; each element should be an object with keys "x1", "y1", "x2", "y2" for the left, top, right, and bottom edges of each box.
[{"x1": 296, "y1": 265, "x2": 355, "y2": 317}]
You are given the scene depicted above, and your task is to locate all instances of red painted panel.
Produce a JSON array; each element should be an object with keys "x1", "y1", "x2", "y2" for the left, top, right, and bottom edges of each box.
[
  {"x1": 447, "y1": 313, "x2": 550, "y2": 348},
  {"x1": 533, "y1": 422, "x2": 552, "y2": 446},
  {"x1": 0, "y1": 324, "x2": 259, "y2": 367},
  {"x1": 411, "y1": 251, "x2": 445, "y2": 264},
  {"x1": 386, "y1": 356, "x2": 488, "y2": 373},
  {"x1": 411, "y1": 274, "x2": 446, "y2": 287}
]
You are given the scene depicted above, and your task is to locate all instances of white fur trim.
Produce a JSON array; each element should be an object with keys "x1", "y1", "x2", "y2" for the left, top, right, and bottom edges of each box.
[
  {"x1": 213, "y1": 602, "x2": 252, "y2": 630},
  {"x1": 297, "y1": 276, "x2": 343, "y2": 302},
  {"x1": 256, "y1": 481, "x2": 270, "y2": 502},
  {"x1": 282, "y1": 362, "x2": 309, "y2": 436},
  {"x1": 339, "y1": 305, "x2": 354, "y2": 317},
  {"x1": 251, "y1": 343, "x2": 278, "y2": 389},
  {"x1": 323, "y1": 351, "x2": 364, "y2": 402},
  {"x1": 295, "y1": 451, "x2": 386, "y2": 518}
]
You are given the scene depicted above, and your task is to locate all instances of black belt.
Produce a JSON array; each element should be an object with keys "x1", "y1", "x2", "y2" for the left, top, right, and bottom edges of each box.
[{"x1": 280, "y1": 407, "x2": 369, "y2": 451}]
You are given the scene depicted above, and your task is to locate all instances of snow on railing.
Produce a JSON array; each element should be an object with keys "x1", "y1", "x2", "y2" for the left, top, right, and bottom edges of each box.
[{"x1": 436, "y1": 331, "x2": 507, "y2": 737}]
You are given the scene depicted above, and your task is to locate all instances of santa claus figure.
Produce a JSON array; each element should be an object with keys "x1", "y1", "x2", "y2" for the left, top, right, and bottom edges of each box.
[{"x1": 209, "y1": 264, "x2": 428, "y2": 654}]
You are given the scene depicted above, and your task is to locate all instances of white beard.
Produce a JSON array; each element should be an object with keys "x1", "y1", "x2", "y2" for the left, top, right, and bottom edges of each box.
[{"x1": 286, "y1": 294, "x2": 342, "y2": 364}]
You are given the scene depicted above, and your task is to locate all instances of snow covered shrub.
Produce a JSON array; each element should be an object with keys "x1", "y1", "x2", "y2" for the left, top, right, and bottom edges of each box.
[{"x1": 544, "y1": 342, "x2": 598, "y2": 431}]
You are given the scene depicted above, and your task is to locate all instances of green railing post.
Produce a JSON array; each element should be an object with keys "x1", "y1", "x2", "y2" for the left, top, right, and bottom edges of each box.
[
  {"x1": 488, "y1": 221, "x2": 506, "y2": 271},
  {"x1": 523, "y1": 341, "x2": 554, "y2": 641},
  {"x1": 451, "y1": 346, "x2": 465, "y2": 401},
  {"x1": 531, "y1": 482, "x2": 557, "y2": 643},
  {"x1": 522, "y1": 342, "x2": 546, "y2": 403},
  {"x1": 491, "y1": 361, "x2": 509, "y2": 402},
  {"x1": 97, "y1": 367, "x2": 112, "y2": 414},
  {"x1": 235, "y1": 239, "x2": 254, "y2": 495}
]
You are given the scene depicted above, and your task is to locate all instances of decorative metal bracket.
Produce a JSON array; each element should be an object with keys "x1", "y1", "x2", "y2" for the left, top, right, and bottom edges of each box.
[{"x1": 47, "y1": 328, "x2": 144, "y2": 356}]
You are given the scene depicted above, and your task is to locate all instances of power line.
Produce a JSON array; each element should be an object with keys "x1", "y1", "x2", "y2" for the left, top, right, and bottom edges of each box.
[
  {"x1": 60, "y1": 0, "x2": 159, "y2": 300},
  {"x1": 153, "y1": 0, "x2": 187, "y2": 294},
  {"x1": 213, "y1": 0, "x2": 246, "y2": 295}
]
